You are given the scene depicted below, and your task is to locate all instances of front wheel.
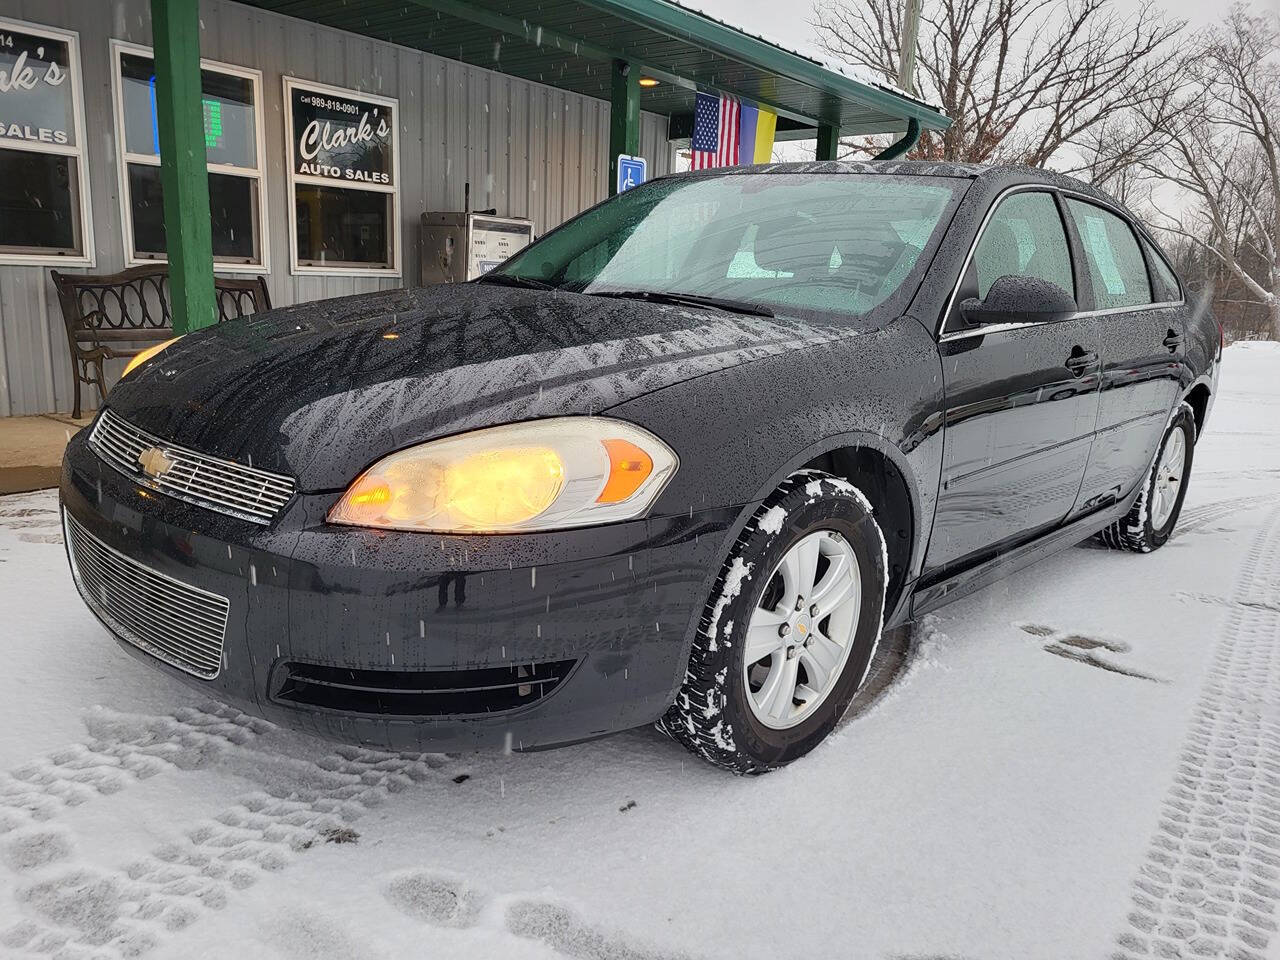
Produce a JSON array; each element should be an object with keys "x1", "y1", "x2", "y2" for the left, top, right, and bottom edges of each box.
[
  {"x1": 1098, "y1": 403, "x2": 1196, "y2": 553},
  {"x1": 660, "y1": 470, "x2": 887, "y2": 775}
]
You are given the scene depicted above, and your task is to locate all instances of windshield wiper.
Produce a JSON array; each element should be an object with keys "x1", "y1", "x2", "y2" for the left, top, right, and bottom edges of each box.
[
  {"x1": 474, "y1": 273, "x2": 558, "y2": 291},
  {"x1": 584, "y1": 289, "x2": 774, "y2": 318}
]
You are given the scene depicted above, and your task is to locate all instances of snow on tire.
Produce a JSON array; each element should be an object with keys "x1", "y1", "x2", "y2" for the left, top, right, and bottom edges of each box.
[
  {"x1": 659, "y1": 469, "x2": 888, "y2": 775},
  {"x1": 1099, "y1": 402, "x2": 1197, "y2": 554}
]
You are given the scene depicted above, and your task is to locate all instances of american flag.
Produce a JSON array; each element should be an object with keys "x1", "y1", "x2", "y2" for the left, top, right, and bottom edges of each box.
[{"x1": 690, "y1": 91, "x2": 740, "y2": 170}]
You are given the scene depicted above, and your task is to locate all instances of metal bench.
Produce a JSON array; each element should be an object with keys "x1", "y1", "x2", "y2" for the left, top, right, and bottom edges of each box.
[{"x1": 51, "y1": 266, "x2": 271, "y2": 419}]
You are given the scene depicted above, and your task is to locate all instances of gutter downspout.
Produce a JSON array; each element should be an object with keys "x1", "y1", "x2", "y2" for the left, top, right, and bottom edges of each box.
[{"x1": 875, "y1": 117, "x2": 921, "y2": 161}]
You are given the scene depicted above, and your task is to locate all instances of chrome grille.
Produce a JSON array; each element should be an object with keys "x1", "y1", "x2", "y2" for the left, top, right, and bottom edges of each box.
[
  {"x1": 63, "y1": 511, "x2": 228, "y2": 680},
  {"x1": 89, "y1": 409, "x2": 295, "y2": 524}
]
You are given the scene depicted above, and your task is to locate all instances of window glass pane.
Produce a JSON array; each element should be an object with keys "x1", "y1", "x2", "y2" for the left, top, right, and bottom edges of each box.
[
  {"x1": 127, "y1": 164, "x2": 259, "y2": 262},
  {"x1": 974, "y1": 192, "x2": 1074, "y2": 299},
  {"x1": 126, "y1": 163, "x2": 164, "y2": 256},
  {"x1": 497, "y1": 174, "x2": 960, "y2": 319},
  {"x1": 295, "y1": 185, "x2": 393, "y2": 268},
  {"x1": 0, "y1": 26, "x2": 76, "y2": 148},
  {"x1": 1144, "y1": 240, "x2": 1181, "y2": 302},
  {"x1": 1066, "y1": 199, "x2": 1152, "y2": 309},
  {"x1": 119, "y1": 54, "x2": 157, "y2": 157},
  {"x1": 119, "y1": 52, "x2": 257, "y2": 168},
  {"x1": 200, "y1": 70, "x2": 256, "y2": 168},
  {"x1": 208, "y1": 174, "x2": 257, "y2": 260},
  {"x1": 0, "y1": 148, "x2": 80, "y2": 254}
]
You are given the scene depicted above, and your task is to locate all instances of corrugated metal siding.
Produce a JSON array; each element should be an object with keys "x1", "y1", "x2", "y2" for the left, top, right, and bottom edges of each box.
[{"x1": 0, "y1": 0, "x2": 673, "y2": 416}]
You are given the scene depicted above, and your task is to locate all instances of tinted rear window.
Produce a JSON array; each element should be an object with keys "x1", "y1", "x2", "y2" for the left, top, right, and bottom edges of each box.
[
  {"x1": 1066, "y1": 199, "x2": 1152, "y2": 310},
  {"x1": 1144, "y1": 240, "x2": 1182, "y2": 303}
]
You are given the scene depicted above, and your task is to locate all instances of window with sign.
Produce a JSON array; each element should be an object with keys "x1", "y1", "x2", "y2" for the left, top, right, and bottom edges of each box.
[
  {"x1": 1065, "y1": 198, "x2": 1152, "y2": 311},
  {"x1": 111, "y1": 41, "x2": 266, "y2": 270},
  {"x1": 0, "y1": 18, "x2": 93, "y2": 265},
  {"x1": 285, "y1": 77, "x2": 400, "y2": 275}
]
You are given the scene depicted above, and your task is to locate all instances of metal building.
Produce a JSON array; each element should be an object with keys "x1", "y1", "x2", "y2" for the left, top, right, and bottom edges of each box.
[{"x1": 0, "y1": 0, "x2": 949, "y2": 417}]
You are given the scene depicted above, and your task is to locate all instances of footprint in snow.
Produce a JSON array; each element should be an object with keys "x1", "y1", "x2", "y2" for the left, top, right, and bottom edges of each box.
[
  {"x1": 504, "y1": 901, "x2": 696, "y2": 960},
  {"x1": 5, "y1": 746, "x2": 451, "y2": 956},
  {"x1": 505, "y1": 899, "x2": 695, "y2": 960},
  {"x1": 383, "y1": 870, "x2": 486, "y2": 928},
  {"x1": 0, "y1": 826, "x2": 73, "y2": 871},
  {"x1": 1013, "y1": 622, "x2": 1163, "y2": 682},
  {"x1": 18, "y1": 532, "x2": 63, "y2": 545},
  {"x1": 381, "y1": 870, "x2": 694, "y2": 959},
  {"x1": 0, "y1": 500, "x2": 63, "y2": 544},
  {"x1": 262, "y1": 905, "x2": 387, "y2": 960}
]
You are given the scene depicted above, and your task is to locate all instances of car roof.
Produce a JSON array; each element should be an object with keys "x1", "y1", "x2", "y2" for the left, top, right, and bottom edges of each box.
[{"x1": 662, "y1": 160, "x2": 1124, "y2": 213}]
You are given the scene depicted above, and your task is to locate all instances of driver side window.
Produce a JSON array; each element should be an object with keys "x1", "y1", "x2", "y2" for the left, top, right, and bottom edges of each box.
[{"x1": 974, "y1": 191, "x2": 1074, "y2": 299}]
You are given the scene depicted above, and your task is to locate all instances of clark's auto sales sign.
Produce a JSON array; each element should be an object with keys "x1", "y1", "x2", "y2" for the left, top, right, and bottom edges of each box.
[
  {"x1": 289, "y1": 81, "x2": 395, "y2": 186},
  {"x1": 0, "y1": 23, "x2": 76, "y2": 148}
]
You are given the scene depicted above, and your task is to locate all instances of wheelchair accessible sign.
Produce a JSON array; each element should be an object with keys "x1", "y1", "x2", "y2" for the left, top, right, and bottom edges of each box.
[{"x1": 616, "y1": 154, "x2": 647, "y2": 193}]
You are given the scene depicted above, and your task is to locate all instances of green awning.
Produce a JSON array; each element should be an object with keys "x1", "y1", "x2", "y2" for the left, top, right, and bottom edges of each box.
[{"x1": 240, "y1": 0, "x2": 949, "y2": 136}]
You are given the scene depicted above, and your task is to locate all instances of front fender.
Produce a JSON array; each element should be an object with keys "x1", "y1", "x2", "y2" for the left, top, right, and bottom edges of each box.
[{"x1": 608, "y1": 314, "x2": 946, "y2": 587}]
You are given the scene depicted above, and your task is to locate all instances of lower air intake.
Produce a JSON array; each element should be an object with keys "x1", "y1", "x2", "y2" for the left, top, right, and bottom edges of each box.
[
  {"x1": 63, "y1": 510, "x2": 228, "y2": 679},
  {"x1": 272, "y1": 659, "x2": 577, "y2": 716}
]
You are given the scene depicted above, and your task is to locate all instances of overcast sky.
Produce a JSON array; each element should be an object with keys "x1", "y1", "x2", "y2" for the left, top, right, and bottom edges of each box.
[
  {"x1": 676, "y1": 0, "x2": 1276, "y2": 183},
  {"x1": 687, "y1": 0, "x2": 1274, "y2": 59}
]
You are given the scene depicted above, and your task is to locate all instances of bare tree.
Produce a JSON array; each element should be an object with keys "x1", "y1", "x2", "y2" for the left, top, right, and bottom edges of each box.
[
  {"x1": 811, "y1": 0, "x2": 1183, "y2": 169},
  {"x1": 1140, "y1": 6, "x2": 1280, "y2": 340}
]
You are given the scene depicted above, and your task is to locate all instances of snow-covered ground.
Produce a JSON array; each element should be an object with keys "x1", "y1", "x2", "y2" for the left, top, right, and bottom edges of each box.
[{"x1": 1, "y1": 342, "x2": 1278, "y2": 960}]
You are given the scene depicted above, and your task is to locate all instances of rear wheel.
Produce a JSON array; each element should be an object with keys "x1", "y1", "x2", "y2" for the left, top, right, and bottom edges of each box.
[
  {"x1": 1098, "y1": 403, "x2": 1196, "y2": 553},
  {"x1": 660, "y1": 470, "x2": 888, "y2": 774}
]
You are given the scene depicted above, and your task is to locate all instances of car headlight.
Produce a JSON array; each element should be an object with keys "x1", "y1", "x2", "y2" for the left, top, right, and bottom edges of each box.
[
  {"x1": 327, "y1": 417, "x2": 678, "y2": 533},
  {"x1": 121, "y1": 336, "x2": 183, "y2": 379}
]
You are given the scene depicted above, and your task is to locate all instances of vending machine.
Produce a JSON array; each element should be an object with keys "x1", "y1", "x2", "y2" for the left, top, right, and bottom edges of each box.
[{"x1": 420, "y1": 211, "x2": 535, "y2": 285}]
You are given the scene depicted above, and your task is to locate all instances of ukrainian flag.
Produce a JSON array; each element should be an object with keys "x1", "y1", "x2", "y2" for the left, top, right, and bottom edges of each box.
[{"x1": 737, "y1": 102, "x2": 778, "y2": 164}]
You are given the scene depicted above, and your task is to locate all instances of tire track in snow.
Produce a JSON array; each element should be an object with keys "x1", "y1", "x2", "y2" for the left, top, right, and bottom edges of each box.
[
  {"x1": 1113, "y1": 505, "x2": 1280, "y2": 960},
  {"x1": 3, "y1": 745, "x2": 453, "y2": 958},
  {"x1": 1172, "y1": 494, "x2": 1275, "y2": 541}
]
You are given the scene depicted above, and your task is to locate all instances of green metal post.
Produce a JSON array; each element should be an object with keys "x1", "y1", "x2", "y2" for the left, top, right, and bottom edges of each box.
[
  {"x1": 816, "y1": 122, "x2": 840, "y2": 161},
  {"x1": 608, "y1": 58, "x2": 640, "y2": 196},
  {"x1": 151, "y1": 0, "x2": 216, "y2": 334}
]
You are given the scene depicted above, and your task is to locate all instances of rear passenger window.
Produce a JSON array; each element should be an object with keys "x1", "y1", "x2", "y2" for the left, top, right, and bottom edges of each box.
[
  {"x1": 974, "y1": 192, "x2": 1074, "y2": 299},
  {"x1": 1143, "y1": 240, "x2": 1181, "y2": 303},
  {"x1": 1066, "y1": 199, "x2": 1152, "y2": 310}
]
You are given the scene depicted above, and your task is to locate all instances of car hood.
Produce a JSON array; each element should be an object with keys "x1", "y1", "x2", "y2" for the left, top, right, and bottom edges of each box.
[{"x1": 107, "y1": 284, "x2": 859, "y2": 491}]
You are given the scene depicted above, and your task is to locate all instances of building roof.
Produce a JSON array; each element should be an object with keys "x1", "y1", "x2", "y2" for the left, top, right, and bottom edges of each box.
[{"x1": 239, "y1": 0, "x2": 951, "y2": 136}]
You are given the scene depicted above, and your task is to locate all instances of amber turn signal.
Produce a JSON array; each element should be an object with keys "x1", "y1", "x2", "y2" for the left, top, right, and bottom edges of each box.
[
  {"x1": 597, "y1": 438, "x2": 654, "y2": 503},
  {"x1": 339, "y1": 477, "x2": 393, "y2": 522}
]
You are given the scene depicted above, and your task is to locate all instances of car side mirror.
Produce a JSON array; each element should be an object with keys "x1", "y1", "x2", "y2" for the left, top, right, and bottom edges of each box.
[{"x1": 960, "y1": 275, "x2": 1078, "y2": 328}]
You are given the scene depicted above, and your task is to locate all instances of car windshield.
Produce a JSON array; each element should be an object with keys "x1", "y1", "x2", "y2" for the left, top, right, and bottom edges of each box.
[{"x1": 490, "y1": 173, "x2": 964, "y2": 318}]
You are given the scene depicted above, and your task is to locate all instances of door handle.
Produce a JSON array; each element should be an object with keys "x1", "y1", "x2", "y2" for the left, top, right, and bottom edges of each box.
[
  {"x1": 1163, "y1": 329, "x2": 1184, "y2": 352},
  {"x1": 1065, "y1": 346, "x2": 1099, "y2": 376}
]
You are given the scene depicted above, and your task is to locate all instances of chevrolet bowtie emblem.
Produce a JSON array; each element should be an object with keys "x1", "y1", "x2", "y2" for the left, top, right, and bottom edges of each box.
[{"x1": 137, "y1": 446, "x2": 174, "y2": 479}]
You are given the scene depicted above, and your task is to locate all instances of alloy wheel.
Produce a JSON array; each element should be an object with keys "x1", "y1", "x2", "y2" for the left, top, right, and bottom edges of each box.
[
  {"x1": 743, "y1": 530, "x2": 862, "y2": 730},
  {"x1": 1150, "y1": 426, "x2": 1188, "y2": 530}
]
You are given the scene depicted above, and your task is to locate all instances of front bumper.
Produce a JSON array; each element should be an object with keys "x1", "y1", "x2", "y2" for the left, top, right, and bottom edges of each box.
[{"x1": 61, "y1": 430, "x2": 742, "y2": 751}]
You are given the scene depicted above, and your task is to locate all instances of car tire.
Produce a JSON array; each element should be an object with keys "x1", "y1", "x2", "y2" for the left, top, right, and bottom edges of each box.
[
  {"x1": 1098, "y1": 402, "x2": 1196, "y2": 554},
  {"x1": 659, "y1": 469, "x2": 888, "y2": 775}
]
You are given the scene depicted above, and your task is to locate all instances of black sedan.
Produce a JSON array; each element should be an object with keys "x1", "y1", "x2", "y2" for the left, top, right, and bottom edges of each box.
[{"x1": 61, "y1": 162, "x2": 1220, "y2": 774}]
